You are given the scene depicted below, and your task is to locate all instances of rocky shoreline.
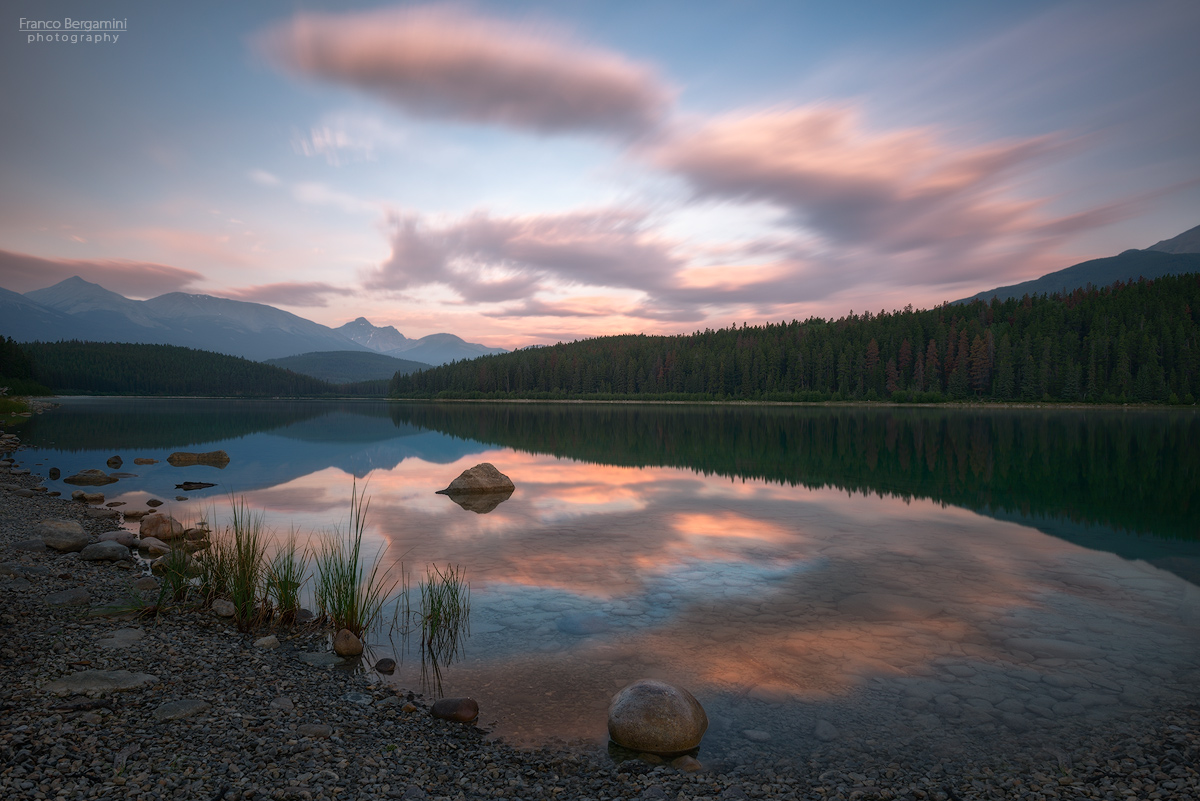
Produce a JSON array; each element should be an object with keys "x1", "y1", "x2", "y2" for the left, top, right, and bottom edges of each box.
[{"x1": 2, "y1": 432, "x2": 1198, "y2": 800}]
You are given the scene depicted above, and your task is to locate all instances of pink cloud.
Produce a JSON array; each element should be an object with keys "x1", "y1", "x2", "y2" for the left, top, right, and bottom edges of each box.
[
  {"x1": 220, "y1": 281, "x2": 356, "y2": 307},
  {"x1": 258, "y1": 5, "x2": 672, "y2": 136},
  {"x1": 649, "y1": 106, "x2": 1067, "y2": 256},
  {"x1": 364, "y1": 208, "x2": 682, "y2": 303},
  {"x1": 0, "y1": 249, "x2": 203, "y2": 297}
]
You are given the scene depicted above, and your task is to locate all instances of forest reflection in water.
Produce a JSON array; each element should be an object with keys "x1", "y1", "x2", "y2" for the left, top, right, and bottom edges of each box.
[{"x1": 13, "y1": 399, "x2": 1200, "y2": 766}]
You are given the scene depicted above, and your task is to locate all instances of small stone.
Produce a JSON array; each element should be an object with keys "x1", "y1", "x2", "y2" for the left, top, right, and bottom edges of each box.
[
  {"x1": 212, "y1": 598, "x2": 235, "y2": 617},
  {"x1": 48, "y1": 467, "x2": 61, "y2": 479},
  {"x1": 342, "y1": 691, "x2": 373, "y2": 706},
  {"x1": 98, "y1": 628, "x2": 144, "y2": 649},
  {"x1": 106, "y1": 455, "x2": 123, "y2": 468},
  {"x1": 270, "y1": 696, "x2": 295, "y2": 711},
  {"x1": 44, "y1": 669, "x2": 159, "y2": 695},
  {"x1": 14, "y1": 537, "x2": 47, "y2": 552},
  {"x1": 133, "y1": 458, "x2": 158, "y2": 465},
  {"x1": 297, "y1": 723, "x2": 333, "y2": 739},
  {"x1": 99, "y1": 530, "x2": 138, "y2": 547},
  {"x1": 814, "y1": 720, "x2": 839, "y2": 741},
  {"x1": 146, "y1": 499, "x2": 163, "y2": 507},
  {"x1": 671, "y1": 755, "x2": 703, "y2": 772},
  {"x1": 133, "y1": 577, "x2": 159, "y2": 593},
  {"x1": 399, "y1": 786, "x2": 428, "y2": 801},
  {"x1": 333, "y1": 628, "x2": 363, "y2": 657},
  {"x1": 254, "y1": 635, "x2": 280, "y2": 649},
  {"x1": 153, "y1": 699, "x2": 210, "y2": 721},
  {"x1": 80, "y1": 541, "x2": 131, "y2": 562},
  {"x1": 175, "y1": 495, "x2": 188, "y2": 501},
  {"x1": 297, "y1": 652, "x2": 343, "y2": 667},
  {"x1": 375, "y1": 657, "x2": 397, "y2": 673},
  {"x1": 139, "y1": 536, "x2": 171, "y2": 555},
  {"x1": 45, "y1": 587, "x2": 90, "y2": 607},
  {"x1": 742, "y1": 729, "x2": 771, "y2": 742},
  {"x1": 401, "y1": 702, "x2": 419, "y2": 713},
  {"x1": 430, "y1": 697, "x2": 479, "y2": 723},
  {"x1": 86, "y1": 508, "x2": 119, "y2": 519}
]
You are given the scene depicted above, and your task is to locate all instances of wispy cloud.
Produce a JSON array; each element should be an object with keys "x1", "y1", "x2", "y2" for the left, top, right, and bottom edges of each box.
[
  {"x1": 291, "y1": 112, "x2": 409, "y2": 166},
  {"x1": 257, "y1": 5, "x2": 672, "y2": 136},
  {"x1": 0, "y1": 249, "x2": 203, "y2": 297},
  {"x1": 220, "y1": 281, "x2": 355, "y2": 307}
]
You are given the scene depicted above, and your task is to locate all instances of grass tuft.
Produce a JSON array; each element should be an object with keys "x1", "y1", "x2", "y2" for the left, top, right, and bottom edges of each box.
[
  {"x1": 313, "y1": 482, "x2": 398, "y2": 639},
  {"x1": 227, "y1": 500, "x2": 269, "y2": 632},
  {"x1": 266, "y1": 528, "x2": 309, "y2": 625}
]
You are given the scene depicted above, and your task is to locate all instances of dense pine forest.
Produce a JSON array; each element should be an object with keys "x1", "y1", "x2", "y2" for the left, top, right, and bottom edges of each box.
[
  {"x1": 0, "y1": 336, "x2": 52, "y2": 396},
  {"x1": 18, "y1": 342, "x2": 342, "y2": 397},
  {"x1": 390, "y1": 274, "x2": 1200, "y2": 404}
]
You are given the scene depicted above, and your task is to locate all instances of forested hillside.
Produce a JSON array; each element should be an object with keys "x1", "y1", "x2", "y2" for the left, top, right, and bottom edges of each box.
[
  {"x1": 22, "y1": 341, "x2": 338, "y2": 397},
  {"x1": 0, "y1": 336, "x2": 51, "y2": 396},
  {"x1": 390, "y1": 275, "x2": 1200, "y2": 404}
]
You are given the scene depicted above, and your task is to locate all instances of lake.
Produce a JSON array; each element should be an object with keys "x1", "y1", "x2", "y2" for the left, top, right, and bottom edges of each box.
[{"x1": 12, "y1": 398, "x2": 1200, "y2": 771}]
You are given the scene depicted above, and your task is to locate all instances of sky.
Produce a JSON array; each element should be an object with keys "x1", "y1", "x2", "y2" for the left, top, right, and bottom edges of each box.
[{"x1": 2, "y1": 0, "x2": 1198, "y2": 348}]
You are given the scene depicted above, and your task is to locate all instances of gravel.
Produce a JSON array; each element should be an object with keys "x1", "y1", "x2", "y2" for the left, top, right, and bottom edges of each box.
[{"x1": 2, "y1": 428, "x2": 1199, "y2": 800}]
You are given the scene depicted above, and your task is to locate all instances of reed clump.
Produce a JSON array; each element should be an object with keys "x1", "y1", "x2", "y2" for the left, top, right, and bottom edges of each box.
[
  {"x1": 266, "y1": 529, "x2": 310, "y2": 625},
  {"x1": 313, "y1": 482, "x2": 398, "y2": 638}
]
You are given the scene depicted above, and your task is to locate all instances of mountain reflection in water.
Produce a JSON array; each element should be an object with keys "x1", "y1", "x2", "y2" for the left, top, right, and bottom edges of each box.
[{"x1": 13, "y1": 399, "x2": 1199, "y2": 768}]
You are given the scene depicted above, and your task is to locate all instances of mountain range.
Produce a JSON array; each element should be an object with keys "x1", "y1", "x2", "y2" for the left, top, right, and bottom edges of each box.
[
  {"x1": 960, "y1": 224, "x2": 1200, "y2": 303},
  {"x1": 0, "y1": 276, "x2": 506, "y2": 365}
]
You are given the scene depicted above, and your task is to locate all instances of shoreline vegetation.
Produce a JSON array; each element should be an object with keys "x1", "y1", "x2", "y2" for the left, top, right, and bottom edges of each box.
[{"x1": 2, "y1": 418, "x2": 1199, "y2": 798}]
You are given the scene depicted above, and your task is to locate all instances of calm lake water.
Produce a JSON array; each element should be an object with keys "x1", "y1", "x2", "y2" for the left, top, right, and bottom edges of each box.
[{"x1": 12, "y1": 398, "x2": 1200, "y2": 770}]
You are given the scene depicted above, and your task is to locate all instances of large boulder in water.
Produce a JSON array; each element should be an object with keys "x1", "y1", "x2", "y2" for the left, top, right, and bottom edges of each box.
[
  {"x1": 435, "y1": 463, "x2": 515, "y2": 495},
  {"x1": 167, "y1": 450, "x2": 230, "y2": 468},
  {"x1": 607, "y1": 679, "x2": 708, "y2": 756}
]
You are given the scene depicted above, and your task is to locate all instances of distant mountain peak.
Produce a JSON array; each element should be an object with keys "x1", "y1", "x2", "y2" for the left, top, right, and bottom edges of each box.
[
  {"x1": 336, "y1": 317, "x2": 409, "y2": 353},
  {"x1": 1147, "y1": 223, "x2": 1200, "y2": 255}
]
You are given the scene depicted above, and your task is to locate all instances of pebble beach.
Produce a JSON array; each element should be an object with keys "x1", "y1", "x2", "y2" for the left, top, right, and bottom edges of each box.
[{"x1": 2, "y1": 425, "x2": 1198, "y2": 801}]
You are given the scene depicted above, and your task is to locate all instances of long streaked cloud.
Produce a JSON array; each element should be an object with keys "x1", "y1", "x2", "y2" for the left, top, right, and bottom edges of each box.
[
  {"x1": 220, "y1": 281, "x2": 356, "y2": 307},
  {"x1": 258, "y1": 5, "x2": 672, "y2": 136},
  {"x1": 648, "y1": 106, "x2": 1071, "y2": 259},
  {"x1": 0, "y1": 249, "x2": 203, "y2": 297}
]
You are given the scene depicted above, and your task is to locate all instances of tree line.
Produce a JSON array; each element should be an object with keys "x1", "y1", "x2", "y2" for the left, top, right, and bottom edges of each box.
[
  {"x1": 14, "y1": 341, "x2": 381, "y2": 397},
  {"x1": 389, "y1": 274, "x2": 1200, "y2": 404}
]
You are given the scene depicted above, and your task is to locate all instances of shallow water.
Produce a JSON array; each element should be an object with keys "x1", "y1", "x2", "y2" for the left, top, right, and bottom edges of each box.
[{"x1": 11, "y1": 398, "x2": 1200, "y2": 768}]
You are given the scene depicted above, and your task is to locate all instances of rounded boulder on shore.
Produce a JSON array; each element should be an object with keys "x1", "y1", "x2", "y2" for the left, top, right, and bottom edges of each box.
[{"x1": 607, "y1": 679, "x2": 709, "y2": 756}]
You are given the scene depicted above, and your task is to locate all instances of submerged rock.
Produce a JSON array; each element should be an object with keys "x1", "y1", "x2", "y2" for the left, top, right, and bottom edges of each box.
[
  {"x1": 431, "y1": 697, "x2": 479, "y2": 723},
  {"x1": 63, "y1": 469, "x2": 118, "y2": 486},
  {"x1": 106, "y1": 455, "x2": 123, "y2": 468},
  {"x1": 607, "y1": 679, "x2": 708, "y2": 756},
  {"x1": 133, "y1": 457, "x2": 158, "y2": 465},
  {"x1": 167, "y1": 450, "x2": 230, "y2": 468},
  {"x1": 435, "y1": 463, "x2": 515, "y2": 495}
]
